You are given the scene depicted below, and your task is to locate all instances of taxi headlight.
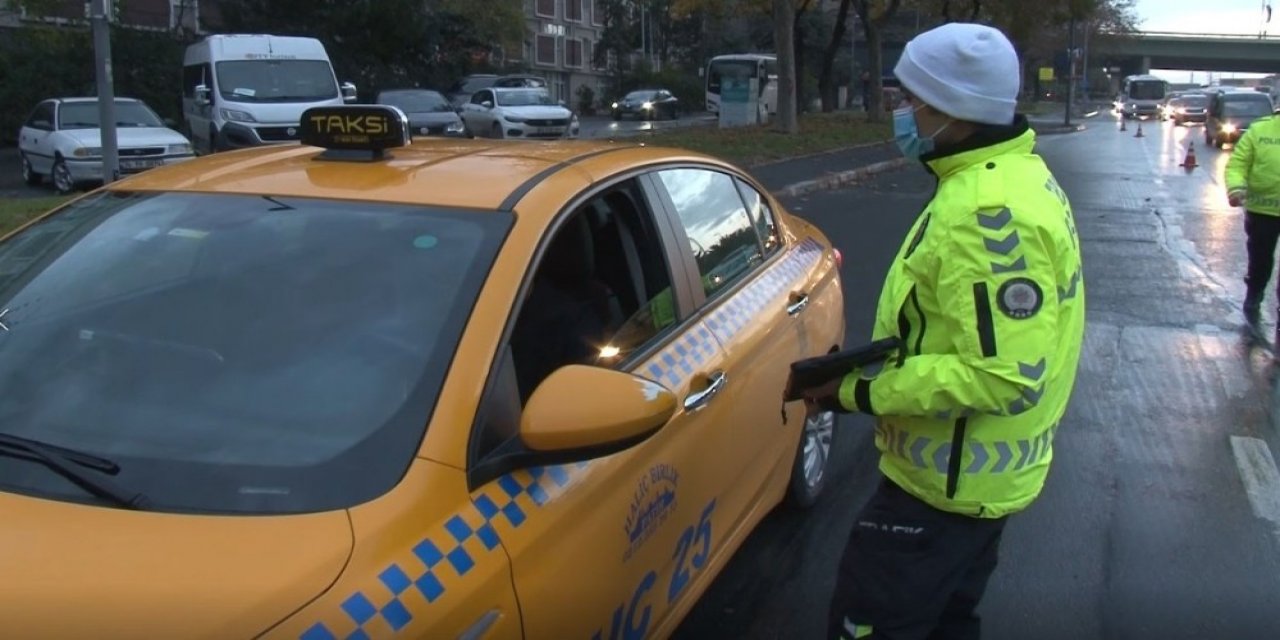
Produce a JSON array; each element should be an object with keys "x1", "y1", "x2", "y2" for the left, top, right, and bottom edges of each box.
[
  {"x1": 219, "y1": 108, "x2": 257, "y2": 123},
  {"x1": 445, "y1": 120, "x2": 465, "y2": 133},
  {"x1": 167, "y1": 143, "x2": 192, "y2": 155},
  {"x1": 504, "y1": 114, "x2": 528, "y2": 123},
  {"x1": 71, "y1": 146, "x2": 102, "y2": 158}
]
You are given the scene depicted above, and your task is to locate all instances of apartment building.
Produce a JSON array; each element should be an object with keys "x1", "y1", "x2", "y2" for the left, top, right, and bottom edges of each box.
[
  {"x1": 0, "y1": 0, "x2": 219, "y2": 32},
  {"x1": 521, "y1": 0, "x2": 611, "y2": 107}
]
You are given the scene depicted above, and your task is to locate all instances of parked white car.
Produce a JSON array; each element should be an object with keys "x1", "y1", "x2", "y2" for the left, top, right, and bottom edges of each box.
[
  {"x1": 460, "y1": 87, "x2": 579, "y2": 139},
  {"x1": 18, "y1": 97, "x2": 195, "y2": 194}
]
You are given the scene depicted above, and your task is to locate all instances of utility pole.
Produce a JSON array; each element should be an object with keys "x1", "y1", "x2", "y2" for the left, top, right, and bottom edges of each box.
[
  {"x1": 1064, "y1": 14, "x2": 1076, "y2": 127},
  {"x1": 91, "y1": 0, "x2": 119, "y2": 184},
  {"x1": 850, "y1": 8, "x2": 858, "y2": 109}
]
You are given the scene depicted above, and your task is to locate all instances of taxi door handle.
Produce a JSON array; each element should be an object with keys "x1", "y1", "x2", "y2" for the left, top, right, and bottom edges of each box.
[
  {"x1": 787, "y1": 293, "x2": 810, "y2": 316},
  {"x1": 684, "y1": 370, "x2": 727, "y2": 412}
]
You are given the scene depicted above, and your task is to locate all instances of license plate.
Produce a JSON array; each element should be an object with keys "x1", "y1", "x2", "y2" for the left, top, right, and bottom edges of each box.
[
  {"x1": 533, "y1": 127, "x2": 562, "y2": 135},
  {"x1": 120, "y1": 159, "x2": 162, "y2": 170}
]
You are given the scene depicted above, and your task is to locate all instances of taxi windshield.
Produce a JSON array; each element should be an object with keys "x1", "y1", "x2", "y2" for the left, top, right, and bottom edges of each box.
[{"x1": 0, "y1": 192, "x2": 509, "y2": 513}]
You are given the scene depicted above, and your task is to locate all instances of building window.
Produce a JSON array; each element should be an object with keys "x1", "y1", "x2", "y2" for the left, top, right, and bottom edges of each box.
[
  {"x1": 536, "y1": 34, "x2": 557, "y2": 66},
  {"x1": 566, "y1": 38, "x2": 583, "y2": 68},
  {"x1": 565, "y1": 0, "x2": 583, "y2": 22},
  {"x1": 536, "y1": 0, "x2": 556, "y2": 18},
  {"x1": 593, "y1": 0, "x2": 605, "y2": 26}
]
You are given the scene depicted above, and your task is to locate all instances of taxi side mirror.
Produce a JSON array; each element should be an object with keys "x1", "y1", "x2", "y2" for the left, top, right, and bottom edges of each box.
[{"x1": 520, "y1": 365, "x2": 675, "y2": 454}]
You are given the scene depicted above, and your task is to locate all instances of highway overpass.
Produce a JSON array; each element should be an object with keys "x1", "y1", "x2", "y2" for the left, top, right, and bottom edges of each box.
[{"x1": 1094, "y1": 31, "x2": 1280, "y2": 75}]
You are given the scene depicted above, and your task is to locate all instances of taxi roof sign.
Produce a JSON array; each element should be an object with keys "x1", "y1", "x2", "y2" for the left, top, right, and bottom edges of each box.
[{"x1": 300, "y1": 105, "x2": 410, "y2": 161}]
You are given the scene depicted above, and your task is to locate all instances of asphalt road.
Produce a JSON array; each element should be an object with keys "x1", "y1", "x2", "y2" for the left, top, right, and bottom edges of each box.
[{"x1": 673, "y1": 115, "x2": 1280, "y2": 639}]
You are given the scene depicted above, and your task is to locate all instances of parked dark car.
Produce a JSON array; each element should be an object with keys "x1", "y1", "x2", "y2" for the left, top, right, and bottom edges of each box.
[
  {"x1": 447, "y1": 74, "x2": 498, "y2": 109},
  {"x1": 611, "y1": 89, "x2": 679, "y2": 121},
  {"x1": 375, "y1": 89, "x2": 466, "y2": 137}
]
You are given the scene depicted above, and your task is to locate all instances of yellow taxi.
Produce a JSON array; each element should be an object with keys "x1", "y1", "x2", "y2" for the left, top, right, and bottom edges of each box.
[{"x1": 0, "y1": 105, "x2": 845, "y2": 638}]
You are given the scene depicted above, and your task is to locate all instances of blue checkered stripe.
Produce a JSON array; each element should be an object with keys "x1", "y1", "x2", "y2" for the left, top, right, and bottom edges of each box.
[
  {"x1": 299, "y1": 464, "x2": 589, "y2": 640},
  {"x1": 641, "y1": 322, "x2": 719, "y2": 390},
  {"x1": 705, "y1": 239, "x2": 824, "y2": 345}
]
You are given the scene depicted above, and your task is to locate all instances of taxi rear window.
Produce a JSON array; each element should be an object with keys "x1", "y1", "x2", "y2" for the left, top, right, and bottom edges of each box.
[{"x1": 0, "y1": 191, "x2": 509, "y2": 514}]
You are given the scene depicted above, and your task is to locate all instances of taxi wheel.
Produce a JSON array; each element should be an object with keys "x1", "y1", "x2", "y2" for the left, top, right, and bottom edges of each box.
[{"x1": 786, "y1": 409, "x2": 835, "y2": 508}]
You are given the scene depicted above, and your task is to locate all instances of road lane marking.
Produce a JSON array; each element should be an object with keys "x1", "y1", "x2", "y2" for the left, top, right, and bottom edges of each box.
[{"x1": 1231, "y1": 435, "x2": 1280, "y2": 544}]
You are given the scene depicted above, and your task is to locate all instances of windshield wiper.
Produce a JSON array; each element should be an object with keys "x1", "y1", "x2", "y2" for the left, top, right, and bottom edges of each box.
[{"x1": 0, "y1": 432, "x2": 150, "y2": 509}]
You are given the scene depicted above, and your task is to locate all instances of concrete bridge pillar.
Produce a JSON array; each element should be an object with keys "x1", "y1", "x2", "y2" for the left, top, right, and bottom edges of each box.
[{"x1": 1141, "y1": 56, "x2": 1151, "y2": 74}]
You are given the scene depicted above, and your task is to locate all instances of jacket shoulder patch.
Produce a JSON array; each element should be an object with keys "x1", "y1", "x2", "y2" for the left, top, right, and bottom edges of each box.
[{"x1": 997, "y1": 278, "x2": 1043, "y2": 319}]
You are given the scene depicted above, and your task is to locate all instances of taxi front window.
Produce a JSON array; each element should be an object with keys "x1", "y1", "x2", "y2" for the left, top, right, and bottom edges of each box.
[{"x1": 0, "y1": 192, "x2": 509, "y2": 514}]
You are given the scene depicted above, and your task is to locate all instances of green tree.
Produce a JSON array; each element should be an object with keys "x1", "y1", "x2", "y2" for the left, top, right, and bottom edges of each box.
[
  {"x1": 855, "y1": 0, "x2": 903, "y2": 123},
  {"x1": 217, "y1": 0, "x2": 525, "y2": 95}
]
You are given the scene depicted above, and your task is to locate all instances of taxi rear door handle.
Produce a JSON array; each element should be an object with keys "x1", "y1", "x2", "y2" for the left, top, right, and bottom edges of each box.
[
  {"x1": 684, "y1": 370, "x2": 727, "y2": 412},
  {"x1": 787, "y1": 293, "x2": 810, "y2": 316}
]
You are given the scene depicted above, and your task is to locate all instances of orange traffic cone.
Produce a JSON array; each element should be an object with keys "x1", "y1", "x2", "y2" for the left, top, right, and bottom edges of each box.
[
  {"x1": 1120, "y1": 117, "x2": 1127, "y2": 131},
  {"x1": 1135, "y1": 120, "x2": 1144, "y2": 138},
  {"x1": 1181, "y1": 141, "x2": 1199, "y2": 169}
]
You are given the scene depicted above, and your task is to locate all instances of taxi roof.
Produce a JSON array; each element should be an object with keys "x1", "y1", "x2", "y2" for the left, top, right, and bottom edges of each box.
[{"x1": 115, "y1": 139, "x2": 720, "y2": 217}]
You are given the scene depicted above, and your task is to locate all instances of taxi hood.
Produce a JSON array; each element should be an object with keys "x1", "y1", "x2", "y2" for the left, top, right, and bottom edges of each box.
[{"x1": 0, "y1": 491, "x2": 353, "y2": 638}]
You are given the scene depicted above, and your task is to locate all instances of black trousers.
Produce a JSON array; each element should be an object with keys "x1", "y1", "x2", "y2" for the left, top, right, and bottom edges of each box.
[
  {"x1": 1244, "y1": 211, "x2": 1280, "y2": 305},
  {"x1": 827, "y1": 478, "x2": 1008, "y2": 640}
]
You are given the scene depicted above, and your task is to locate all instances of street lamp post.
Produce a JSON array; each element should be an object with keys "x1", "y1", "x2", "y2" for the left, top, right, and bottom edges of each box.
[{"x1": 91, "y1": 0, "x2": 119, "y2": 184}]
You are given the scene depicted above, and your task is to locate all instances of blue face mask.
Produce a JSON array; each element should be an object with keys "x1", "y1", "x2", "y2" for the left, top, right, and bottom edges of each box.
[
  {"x1": 893, "y1": 106, "x2": 934, "y2": 160},
  {"x1": 893, "y1": 106, "x2": 951, "y2": 161}
]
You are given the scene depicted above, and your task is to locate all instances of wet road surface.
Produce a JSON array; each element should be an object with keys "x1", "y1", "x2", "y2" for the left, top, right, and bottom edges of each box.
[{"x1": 674, "y1": 114, "x2": 1280, "y2": 639}]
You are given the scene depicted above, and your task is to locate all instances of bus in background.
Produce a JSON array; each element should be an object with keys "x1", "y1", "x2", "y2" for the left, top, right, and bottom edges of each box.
[
  {"x1": 1118, "y1": 74, "x2": 1169, "y2": 120},
  {"x1": 705, "y1": 54, "x2": 778, "y2": 119}
]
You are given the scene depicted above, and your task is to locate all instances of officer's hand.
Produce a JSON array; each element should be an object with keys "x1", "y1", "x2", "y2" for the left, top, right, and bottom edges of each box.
[
  {"x1": 1229, "y1": 191, "x2": 1246, "y2": 208},
  {"x1": 802, "y1": 377, "x2": 847, "y2": 414}
]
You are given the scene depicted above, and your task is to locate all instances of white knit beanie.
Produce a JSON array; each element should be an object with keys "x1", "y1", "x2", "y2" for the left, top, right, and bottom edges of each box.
[{"x1": 893, "y1": 23, "x2": 1021, "y2": 126}]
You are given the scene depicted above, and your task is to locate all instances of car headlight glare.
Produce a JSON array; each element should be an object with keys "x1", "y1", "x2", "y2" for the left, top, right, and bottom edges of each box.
[
  {"x1": 167, "y1": 143, "x2": 192, "y2": 155},
  {"x1": 72, "y1": 147, "x2": 102, "y2": 158},
  {"x1": 642, "y1": 101, "x2": 654, "y2": 110},
  {"x1": 1222, "y1": 123, "x2": 1238, "y2": 133},
  {"x1": 611, "y1": 101, "x2": 619, "y2": 109},
  {"x1": 220, "y1": 108, "x2": 257, "y2": 123}
]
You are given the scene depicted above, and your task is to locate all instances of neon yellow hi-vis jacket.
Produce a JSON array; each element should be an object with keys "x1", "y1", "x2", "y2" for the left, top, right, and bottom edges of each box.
[
  {"x1": 1226, "y1": 113, "x2": 1280, "y2": 216},
  {"x1": 838, "y1": 124, "x2": 1086, "y2": 519}
]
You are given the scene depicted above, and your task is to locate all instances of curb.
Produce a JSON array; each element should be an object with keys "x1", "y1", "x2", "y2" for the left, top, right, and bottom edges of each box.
[
  {"x1": 772, "y1": 157, "x2": 911, "y2": 198},
  {"x1": 748, "y1": 139, "x2": 894, "y2": 170}
]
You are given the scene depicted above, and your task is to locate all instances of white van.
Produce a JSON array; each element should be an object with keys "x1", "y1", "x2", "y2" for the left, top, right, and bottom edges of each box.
[{"x1": 182, "y1": 34, "x2": 356, "y2": 154}]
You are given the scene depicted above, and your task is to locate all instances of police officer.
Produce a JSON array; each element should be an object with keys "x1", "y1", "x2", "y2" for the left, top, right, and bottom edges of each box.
[
  {"x1": 802, "y1": 23, "x2": 1086, "y2": 640},
  {"x1": 1226, "y1": 103, "x2": 1280, "y2": 323}
]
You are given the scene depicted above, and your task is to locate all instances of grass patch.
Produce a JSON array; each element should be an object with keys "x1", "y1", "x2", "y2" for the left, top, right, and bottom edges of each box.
[
  {"x1": 0, "y1": 196, "x2": 71, "y2": 235},
  {"x1": 1017, "y1": 101, "x2": 1059, "y2": 116},
  {"x1": 648, "y1": 111, "x2": 892, "y2": 167}
]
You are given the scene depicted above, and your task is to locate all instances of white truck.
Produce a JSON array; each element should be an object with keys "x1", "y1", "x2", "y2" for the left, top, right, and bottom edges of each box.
[{"x1": 182, "y1": 34, "x2": 357, "y2": 154}]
